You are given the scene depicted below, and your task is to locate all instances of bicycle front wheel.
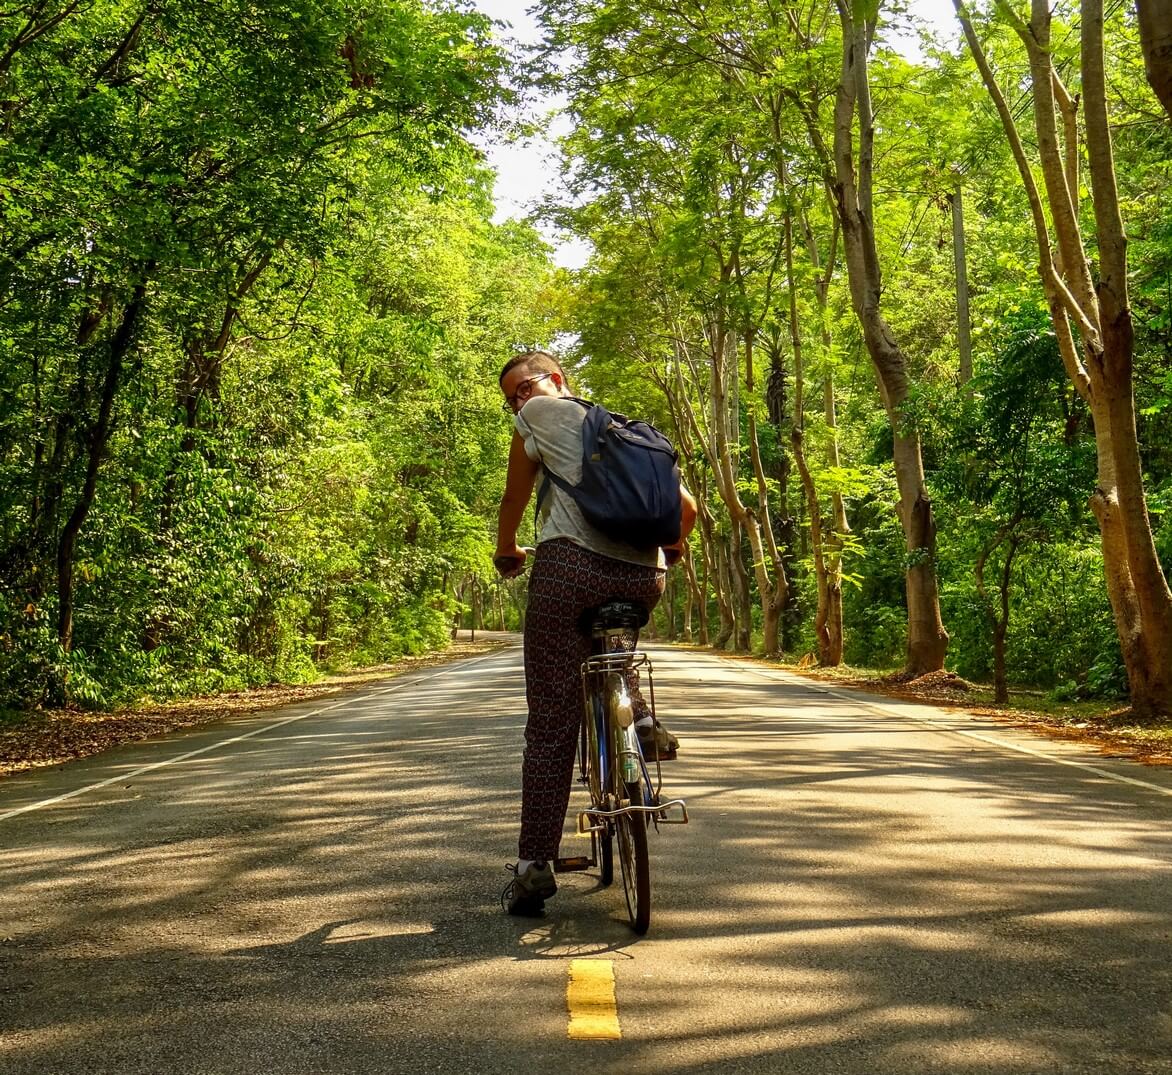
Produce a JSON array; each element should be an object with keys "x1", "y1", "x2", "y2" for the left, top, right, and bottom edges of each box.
[
  {"x1": 597, "y1": 822, "x2": 614, "y2": 886},
  {"x1": 616, "y1": 804, "x2": 650, "y2": 934}
]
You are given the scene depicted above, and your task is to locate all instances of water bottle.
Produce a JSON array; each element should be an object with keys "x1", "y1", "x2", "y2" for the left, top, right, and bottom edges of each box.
[{"x1": 621, "y1": 725, "x2": 641, "y2": 784}]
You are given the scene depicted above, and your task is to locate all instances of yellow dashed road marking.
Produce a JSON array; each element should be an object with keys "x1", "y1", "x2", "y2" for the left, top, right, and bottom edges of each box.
[{"x1": 567, "y1": 959, "x2": 621, "y2": 1039}]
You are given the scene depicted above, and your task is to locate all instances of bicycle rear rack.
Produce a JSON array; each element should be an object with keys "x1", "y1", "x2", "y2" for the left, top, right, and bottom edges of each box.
[
  {"x1": 576, "y1": 798, "x2": 689, "y2": 833},
  {"x1": 575, "y1": 641, "x2": 689, "y2": 851}
]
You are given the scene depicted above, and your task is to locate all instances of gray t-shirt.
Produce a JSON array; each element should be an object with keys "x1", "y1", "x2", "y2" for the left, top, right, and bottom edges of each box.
[{"x1": 515, "y1": 396, "x2": 663, "y2": 568}]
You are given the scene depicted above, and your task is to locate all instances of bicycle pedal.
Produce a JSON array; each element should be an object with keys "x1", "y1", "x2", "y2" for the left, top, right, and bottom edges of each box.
[{"x1": 554, "y1": 856, "x2": 593, "y2": 873}]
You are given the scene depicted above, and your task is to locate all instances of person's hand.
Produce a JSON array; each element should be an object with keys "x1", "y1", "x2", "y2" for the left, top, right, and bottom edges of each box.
[
  {"x1": 493, "y1": 544, "x2": 530, "y2": 578},
  {"x1": 662, "y1": 541, "x2": 685, "y2": 567}
]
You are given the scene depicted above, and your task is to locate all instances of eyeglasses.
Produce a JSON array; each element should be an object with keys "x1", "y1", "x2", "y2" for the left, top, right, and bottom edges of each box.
[{"x1": 501, "y1": 372, "x2": 554, "y2": 413}]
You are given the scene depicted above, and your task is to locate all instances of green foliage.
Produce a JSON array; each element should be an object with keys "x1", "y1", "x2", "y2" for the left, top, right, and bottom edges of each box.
[
  {"x1": 4, "y1": 0, "x2": 1170, "y2": 713},
  {"x1": 531, "y1": 0, "x2": 1171, "y2": 695},
  {"x1": 841, "y1": 497, "x2": 908, "y2": 667},
  {"x1": 0, "y1": 0, "x2": 560, "y2": 708},
  {"x1": 930, "y1": 308, "x2": 1116, "y2": 692},
  {"x1": 1011, "y1": 547, "x2": 1124, "y2": 696}
]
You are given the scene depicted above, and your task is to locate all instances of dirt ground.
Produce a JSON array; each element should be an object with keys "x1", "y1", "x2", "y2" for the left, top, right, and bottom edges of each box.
[
  {"x1": 4, "y1": 638, "x2": 1170, "y2": 778},
  {"x1": 766, "y1": 659, "x2": 1172, "y2": 768}
]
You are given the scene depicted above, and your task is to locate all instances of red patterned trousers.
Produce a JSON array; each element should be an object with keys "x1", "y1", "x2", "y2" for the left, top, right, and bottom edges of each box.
[{"x1": 518, "y1": 539, "x2": 665, "y2": 861}]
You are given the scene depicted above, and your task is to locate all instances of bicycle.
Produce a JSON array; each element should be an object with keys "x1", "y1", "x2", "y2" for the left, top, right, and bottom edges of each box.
[{"x1": 552, "y1": 599, "x2": 689, "y2": 935}]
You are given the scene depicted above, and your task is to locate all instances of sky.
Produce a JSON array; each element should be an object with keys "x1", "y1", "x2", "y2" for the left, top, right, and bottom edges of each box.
[
  {"x1": 469, "y1": 0, "x2": 587, "y2": 266},
  {"x1": 470, "y1": 0, "x2": 964, "y2": 270}
]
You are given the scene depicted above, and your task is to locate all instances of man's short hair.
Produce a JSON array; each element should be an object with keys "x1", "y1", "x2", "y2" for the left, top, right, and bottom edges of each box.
[{"x1": 499, "y1": 350, "x2": 569, "y2": 389}]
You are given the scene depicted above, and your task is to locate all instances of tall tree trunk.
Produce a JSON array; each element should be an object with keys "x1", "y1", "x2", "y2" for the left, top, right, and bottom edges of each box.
[
  {"x1": 1138, "y1": 0, "x2": 1172, "y2": 116},
  {"x1": 671, "y1": 315, "x2": 742, "y2": 650},
  {"x1": 728, "y1": 522, "x2": 753, "y2": 652},
  {"x1": 957, "y1": 0, "x2": 1172, "y2": 716},
  {"x1": 662, "y1": 572, "x2": 678, "y2": 641},
  {"x1": 724, "y1": 147, "x2": 793, "y2": 657},
  {"x1": 714, "y1": 535, "x2": 735, "y2": 649},
  {"x1": 716, "y1": 325, "x2": 754, "y2": 654},
  {"x1": 829, "y1": 9, "x2": 948, "y2": 674},
  {"x1": 993, "y1": 539, "x2": 1021, "y2": 705},
  {"x1": 692, "y1": 485, "x2": 715, "y2": 647},
  {"x1": 743, "y1": 329, "x2": 788, "y2": 656},
  {"x1": 779, "y1": 194, "x2": 843, "y2": 665},
  {"x1": 950, "y1": 176, "x2": 973, "y2": 385},
  {"x1": 656, "y1": 266, "x2": 782, "y2": 656},
  {"x1": 681, "y1": 542, "x2": 698, "y2": 643},
  {"x1": 57, "y1": 283, "x2": 148, "y2": 654},
  {"x1": 762, "y1": 329, "x2": 801, "y2": 652},
  {"x1": 976, "y1": 522, "x2": 1022, "y2": 706},
  {"x1": 656, "y1": 361, "x2": 712, "y2": 646},
  {"x1": 797, "y1": 183, "x2": 848, "y2": 665},
  {"x1": 820, "y1": 376, "x2": 847, "y2": 667},
  {"x1": 670, "y1": 306, "x2": 779, "y2": 655}
]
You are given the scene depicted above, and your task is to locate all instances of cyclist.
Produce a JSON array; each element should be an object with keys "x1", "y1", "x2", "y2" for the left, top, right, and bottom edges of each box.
[{"x1": 494, "y1": 350, "x2": 697, "y2": 916}]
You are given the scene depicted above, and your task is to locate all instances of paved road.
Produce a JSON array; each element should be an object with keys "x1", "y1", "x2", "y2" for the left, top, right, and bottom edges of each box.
[{"x1": 2, "y1": 642, "x2": 1171, "y2": 1074}]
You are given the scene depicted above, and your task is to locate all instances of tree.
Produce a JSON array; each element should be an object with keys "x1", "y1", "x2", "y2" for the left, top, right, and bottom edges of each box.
[
  {"x1": 956, "y1": 0, "x2": 1172, "y2": 716},
  {"x1": 824, "y1": 2, "x2": 950, "y2": 674},
  {"x1": 548, "y1": 51, "x2": 794, "y2": 654},
  {"x1": 1138, "y1": 0, "x2": 1172, "y2": 115},
  {"x1": 0, "y1": 0, "x2": 554, "y2": 706},
  {"x1": 935, "y1": 313, "x2": 1095, "y2": 701}
]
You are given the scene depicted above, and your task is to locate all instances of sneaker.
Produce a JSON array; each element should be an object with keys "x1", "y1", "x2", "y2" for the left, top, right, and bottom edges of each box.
[
  {"x1": 637, "y1": 719, "x2": 679, "y2": 761},
  {"x1": 501, "y1": 860, "x2": 557, "y2": 917}
]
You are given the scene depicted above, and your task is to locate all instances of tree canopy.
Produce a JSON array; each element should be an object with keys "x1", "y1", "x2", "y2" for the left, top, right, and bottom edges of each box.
[{"x1": 1, "y1": 0, "x2": 1170, "y2": 718}]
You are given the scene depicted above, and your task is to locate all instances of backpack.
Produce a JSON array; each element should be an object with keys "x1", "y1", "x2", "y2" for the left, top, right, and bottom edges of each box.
[{"x1": 536, "y1": 398, "x2": 682, "y2": 550}]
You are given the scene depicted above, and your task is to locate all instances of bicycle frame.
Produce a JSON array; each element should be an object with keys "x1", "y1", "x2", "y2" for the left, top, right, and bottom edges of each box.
[
  {"x1": 576, "y1": 642, "x2": 688, "y2": 835},
  {"x1": 556, "y1": 618, "x2": 688, "y2": 934}
]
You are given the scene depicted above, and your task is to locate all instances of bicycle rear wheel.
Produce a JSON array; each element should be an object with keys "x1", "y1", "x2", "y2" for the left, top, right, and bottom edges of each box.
[
  {"x1": 616, "y1": 797, "x2": 650, "y2": 934},
  {"x1": 584, "y1": 690, "x2": 614, "y2": 886}
]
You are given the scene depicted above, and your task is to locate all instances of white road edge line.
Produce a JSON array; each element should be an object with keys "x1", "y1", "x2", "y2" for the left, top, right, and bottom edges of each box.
[
  {"x1": 0, "y1": 648, "x2": 512, "y2": 824},
  {"x1": 733, "y1": 662, "x2": 1172, "y2": 800}
]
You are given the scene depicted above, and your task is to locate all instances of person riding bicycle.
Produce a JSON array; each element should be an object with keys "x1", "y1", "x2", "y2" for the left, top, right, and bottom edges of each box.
[{"x1": 494, "y1": 350, "x2": 698, "y2": 916}]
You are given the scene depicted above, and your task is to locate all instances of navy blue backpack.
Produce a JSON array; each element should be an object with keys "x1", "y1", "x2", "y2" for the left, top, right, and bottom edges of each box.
[{"x1": 537, "y1": 398, "x2": 682, "y2": 550}]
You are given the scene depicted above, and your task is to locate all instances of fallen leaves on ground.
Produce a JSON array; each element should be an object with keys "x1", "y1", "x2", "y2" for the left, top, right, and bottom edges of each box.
[
  {"x1": 677, "y1": 644, "x2": 1172, "y2": 768},
  {"x1": 0, "y1": 640, "x2": 506, "y2": 778},
  {"x1": 790, "y1": 664, "x2": 1172, "y2": 767}
]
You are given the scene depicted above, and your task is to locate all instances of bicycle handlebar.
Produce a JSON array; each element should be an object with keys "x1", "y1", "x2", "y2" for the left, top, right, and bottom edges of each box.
[{"x1": 494, "y1": 546, "x2": 535, "y2": 577}]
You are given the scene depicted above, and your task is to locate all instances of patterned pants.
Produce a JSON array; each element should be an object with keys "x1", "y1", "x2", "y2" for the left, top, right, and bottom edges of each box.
[{"x1": 518, "y1": 539, "x2": 665, "y2": 861}]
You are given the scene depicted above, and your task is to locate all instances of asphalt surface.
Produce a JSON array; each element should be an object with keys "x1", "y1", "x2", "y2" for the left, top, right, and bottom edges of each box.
[{"x1": 2, "y1": 640, "x2": 1171, "y2": 1074}]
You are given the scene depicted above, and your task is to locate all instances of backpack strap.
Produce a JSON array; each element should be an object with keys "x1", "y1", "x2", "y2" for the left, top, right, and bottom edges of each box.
[
  {"x1": 533, "y1": 465, "x2": 574, "y2": 544},
  {"x1": 531, "y1": 397, "x2": 594, "y2": 532},
  {"x1": 534, "y1": 475, "x2": 546, "y2": 547}
]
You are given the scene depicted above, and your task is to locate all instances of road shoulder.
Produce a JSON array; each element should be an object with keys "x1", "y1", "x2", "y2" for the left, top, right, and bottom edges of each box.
[{"x1": 0, "y1": 635, "x2": 514, "y2": 778}]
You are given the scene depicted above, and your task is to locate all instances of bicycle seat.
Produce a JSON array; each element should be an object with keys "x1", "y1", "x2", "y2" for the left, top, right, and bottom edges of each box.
[{"x1": 581, "y1": 600, "x2": 649, "y2": 632}]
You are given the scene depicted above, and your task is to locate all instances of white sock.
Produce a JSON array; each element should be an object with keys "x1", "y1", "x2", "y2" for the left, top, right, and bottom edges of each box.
[
  {"x1": 635, "y1": 716, "x2": 654, "y2": 728},
  {"x1": 517, "y1": 858, "x2": 538, "y2": 874}
]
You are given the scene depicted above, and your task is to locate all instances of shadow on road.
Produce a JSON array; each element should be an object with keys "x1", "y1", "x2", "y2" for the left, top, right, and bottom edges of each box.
[{"x1": 1, "y1": 650, "x2": 1170, "y2": 1073}]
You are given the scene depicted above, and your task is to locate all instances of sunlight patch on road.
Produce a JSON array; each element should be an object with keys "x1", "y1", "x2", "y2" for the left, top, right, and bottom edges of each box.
[
  {"x1": 888, "y1": 1037, "x2": 1060, "y2": 1067},
  {"x1": 567, "y1": 959, "x2": 621, "y2": 1040},
  {"x1": 322, "y1": 921, "x2": 433, "y2": 943}
]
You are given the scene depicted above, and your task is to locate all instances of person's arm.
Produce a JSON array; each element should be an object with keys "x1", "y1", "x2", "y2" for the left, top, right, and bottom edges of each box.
[
  {"x1": 495, "y1": 429, "x2": 541, "y2": 576},
  {"x1": 662, "y1": 484, "x2": 698, "y2": 566},
  {"x1": 678, "y1": 484, "x2": 698, "y2": 539}
]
